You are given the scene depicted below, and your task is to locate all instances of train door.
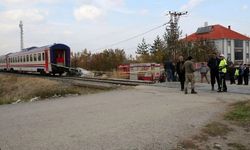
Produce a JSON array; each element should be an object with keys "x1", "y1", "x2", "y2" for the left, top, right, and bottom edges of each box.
[
  {"x1": 45, "y1": 50, "x2": 49, "y2": 73},
  {"x1": 6, "y1": 56, "x2": 10, "y2": 71},
  {"x1": 55, "y1": 50, "x2": 65, "y2": 65}
]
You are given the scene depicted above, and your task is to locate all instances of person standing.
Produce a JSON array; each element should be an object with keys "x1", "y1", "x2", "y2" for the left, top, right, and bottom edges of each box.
[
  {"x1": 200, "y1": 62, "x2": 210, "y2": 84},
  {"x1": 243, "y1": 64, "x2": 249, "y2": 85},
  {"x1": 176, "y1": 56, "x2": 185, "y2": 91},
  {"x1": 228, "y1": 63, "x2": 236, "y2": 84},
  {"x1": 207, "y1": 53, "x2": 221, "y2": 91},
  {"x1": 218, "y1": 54, "x2": 227, "y2": 92},
  {"x1": 237, "y1": 64, "x2": 244, "y2": 85},
  {"x1": 164, "y1": 59, "x2": 174, "y2": 82},
  {"x1": 183, "y1": 56, "x2": 197, "y2": 94}
]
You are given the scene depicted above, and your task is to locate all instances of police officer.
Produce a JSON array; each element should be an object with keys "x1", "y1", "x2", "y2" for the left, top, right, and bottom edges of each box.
[{"x1": 218, "y1": 54, "x2": 227, "y2": 92}]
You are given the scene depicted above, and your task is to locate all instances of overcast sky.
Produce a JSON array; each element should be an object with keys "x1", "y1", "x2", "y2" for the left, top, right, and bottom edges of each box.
[{"x1": 0, "y1": 0, "x2": 250, "y2": 56}]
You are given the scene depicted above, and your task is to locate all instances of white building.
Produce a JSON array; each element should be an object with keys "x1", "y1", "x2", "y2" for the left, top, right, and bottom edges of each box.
[{"x1": 186, "y1": 24, "x2": 250, "y2": 64}]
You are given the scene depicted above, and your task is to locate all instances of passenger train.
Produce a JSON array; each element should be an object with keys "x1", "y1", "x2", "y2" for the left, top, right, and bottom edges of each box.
[{"x1": 0, "y1": 43, "x2": 71, "y2": 75}]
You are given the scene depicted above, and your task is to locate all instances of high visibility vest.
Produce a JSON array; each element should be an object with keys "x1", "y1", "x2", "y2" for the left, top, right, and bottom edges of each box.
[
  {"x1": 219, "y1": 59, "x2": 227, "y2": 73},
  {"x1": 235, "y1": 69, "x2": 239, "y2": 76}
]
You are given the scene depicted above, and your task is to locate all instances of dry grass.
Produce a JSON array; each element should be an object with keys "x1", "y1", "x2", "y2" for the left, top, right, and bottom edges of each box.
[
  {"x1": 176, "y1": 139, "x2": 198, "y2": 150},
  {"x1": 0, "y1": 74, "x2": 105, "y2": 105},
  {"x1": 192, "y1": 134, "x2": 209, "y2": 142}
]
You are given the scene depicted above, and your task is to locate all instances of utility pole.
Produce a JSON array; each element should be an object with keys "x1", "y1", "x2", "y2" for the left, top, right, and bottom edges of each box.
[
  {"x1": 19, "y1": 20, "x2": 24, "y2": 51},
  {"x1": 165, "y1": 11, "x2": 188, "y2": 61}
]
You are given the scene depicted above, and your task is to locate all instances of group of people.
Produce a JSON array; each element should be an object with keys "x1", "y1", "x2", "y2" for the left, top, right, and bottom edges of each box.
[
  {"x1": 228, "y1": 63, "x2": 249, "y2": 85},
  {"x1": 164, "y1": 52, "x2": 250, "y2": 94}
]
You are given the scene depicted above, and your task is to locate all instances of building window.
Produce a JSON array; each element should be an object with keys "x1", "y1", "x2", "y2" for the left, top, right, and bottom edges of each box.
[
  {"x1": 246, "y1": 41, "x2": 249, "y2": 47},
  {"x1": 235, "y1": 49, "x2": 243, "y2": 60},
  {"x1": 227, "y1": 40, "x2": 231, "y2": 46},
  {"x1": 247, "y1": 53, "x2": 249, "y2": 59},
  {"x1": 235, "y1": 40, "x2": 243, "y2": 48}
]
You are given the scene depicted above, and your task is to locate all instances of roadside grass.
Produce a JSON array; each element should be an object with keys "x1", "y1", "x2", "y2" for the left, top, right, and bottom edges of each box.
[
  {"x1": 0, "y1": 75, "x2": 107, "y2": 105},
  {"x1": 227, "y1": 143, "x2": 247, "y2": 150},
  {"x1": 201, "y1": 122, "x2": 233, "y2": 137},
  {"x1": 225, "y1": 100, "x2": 250, "y2": 127},
  {"x1": 177, "y1": 101, "x2": 250, "y2": 150}
]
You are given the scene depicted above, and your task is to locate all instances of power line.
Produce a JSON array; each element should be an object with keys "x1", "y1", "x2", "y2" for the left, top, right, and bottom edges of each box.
[{"x1": 93, "y1": 22, "x2": 168, "y2": 52}]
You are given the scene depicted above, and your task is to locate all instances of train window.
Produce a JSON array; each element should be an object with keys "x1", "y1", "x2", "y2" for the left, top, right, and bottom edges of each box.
[
  {"x1": 38, "y1": 53, "x2": 41, "y2": 61},
  {"x1": 17, "y1": 56, "x2": 19, "y2": 62},
  {"x1": 34, "y1": 54, "x2": 37, "y2": 61},
  {"x1": 20, "y1": 56, "x2": 22, "y2": 62},
  {"x1": 26, "y1": 55, "x2": 29, "y2": 62},
  {"x1": 30, "y1": 54, "x2": 33, "y2": 62},
  {"x1": 15, "y1": 57, "x2": 17, "y2": 63},
  {"x1": 42, "y1": 53, "x2": 45, "y2": 61},
  {"x1": 23, "y1": 56, "x2": 25, "y2": 62}
]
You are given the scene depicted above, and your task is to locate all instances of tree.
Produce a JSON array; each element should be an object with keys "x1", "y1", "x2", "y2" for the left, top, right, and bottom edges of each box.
[
  {"x1": 163, "y1": 23, "x2": 182, "y2": 62},
  {"x1": 136, "y1": 38, "x2": 149, "y2": 55},
  {"x1": 150, "y1": 35, "x2": 166, "y2": 63},
  {"x1": 136, "y1": 38, "x2": 152, "y2": 63}
]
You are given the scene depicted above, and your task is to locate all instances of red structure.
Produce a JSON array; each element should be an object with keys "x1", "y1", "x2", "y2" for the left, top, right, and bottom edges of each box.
[{"x1": 118, "y1": 63, "x2": 164, "y2": 81}]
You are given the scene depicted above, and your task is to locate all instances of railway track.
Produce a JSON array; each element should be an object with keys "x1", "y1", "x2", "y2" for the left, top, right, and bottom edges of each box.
[
  {"x1": 62, "y1": 76, "x2": 154, "y2": 86},
  {"x1": 0, "y1": 72, "x2": 154, "y2": 87}
]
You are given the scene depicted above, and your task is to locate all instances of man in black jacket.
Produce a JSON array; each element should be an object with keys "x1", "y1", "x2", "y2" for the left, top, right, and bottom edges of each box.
[
  {"x1": 176, "y1": 56, "x2": 185, "y2": 91},
  {"x1": 243, "y1": 64, "x2": 249, "y2": 85},
  {"x1": 207, "y1": 53, "x2": 221, "y2": 91}
]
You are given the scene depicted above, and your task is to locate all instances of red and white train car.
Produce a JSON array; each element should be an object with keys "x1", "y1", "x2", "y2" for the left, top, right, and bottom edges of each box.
[{"x1": 0, "y1": 43, "x2": 71, "y2": 75}]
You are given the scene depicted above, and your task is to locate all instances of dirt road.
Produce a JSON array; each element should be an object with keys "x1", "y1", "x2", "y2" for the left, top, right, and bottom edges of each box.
[{"x1": 0, "y1": 84, "x2": 249, "y2": 150}]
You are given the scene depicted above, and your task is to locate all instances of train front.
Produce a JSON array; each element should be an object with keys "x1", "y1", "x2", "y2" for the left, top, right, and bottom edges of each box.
[{"x1": 50, "y1": 44, "x2": 71, "y2": 75}]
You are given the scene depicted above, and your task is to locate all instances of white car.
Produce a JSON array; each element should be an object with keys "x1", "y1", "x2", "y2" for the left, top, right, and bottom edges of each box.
[{"x1": 76, "y1": 68, "x2": 94, "y2": 77}]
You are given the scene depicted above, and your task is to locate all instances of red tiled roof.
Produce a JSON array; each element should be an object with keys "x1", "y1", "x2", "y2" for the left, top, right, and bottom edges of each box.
[{"x1": 185, "y1": 24, "x2": 250, "y2": 41}]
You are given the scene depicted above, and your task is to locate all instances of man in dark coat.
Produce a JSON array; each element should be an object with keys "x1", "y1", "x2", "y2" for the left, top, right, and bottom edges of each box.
[
  {"x1": 238, "y1": 64, "x2": 243, "y2": 85},
  {"x1": 243, "y1": 64, "x2": 249, "y2": 85},
  {"x1": 176, "y1": 56, "x2": 185, "y2": 91},
  {"x1": 207, "y1": 53, "x2": 221, "y2": 91},
  {"x1": 164, "y1": 59, "x2": 174, "y2": 82}
]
